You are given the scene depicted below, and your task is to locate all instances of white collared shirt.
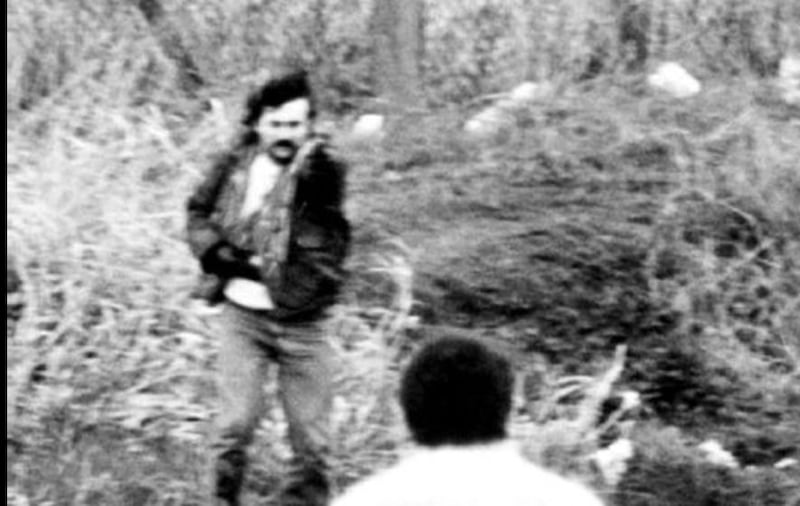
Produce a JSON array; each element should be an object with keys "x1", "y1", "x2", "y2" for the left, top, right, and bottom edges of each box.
[
  {"x1": 240, "y1": 153, "x2": 281, "y2": 219},
  {"x1": 332, "y1": 440, "x2": 604, "y2": 506},
  {"x1": 224, "y1": 153, "x2": 281, "y2": 310}
]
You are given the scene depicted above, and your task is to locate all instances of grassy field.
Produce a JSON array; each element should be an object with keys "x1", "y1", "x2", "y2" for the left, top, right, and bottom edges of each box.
[{"x1": 7, "y1": 1, "x2": 800, "y2": 505}]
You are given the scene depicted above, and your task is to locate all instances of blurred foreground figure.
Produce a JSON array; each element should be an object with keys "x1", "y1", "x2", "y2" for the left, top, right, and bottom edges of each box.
[
  {"x1": 186, "y1": 70, "x2": 350, "y2": 506},
  {"x1": 332, "y1": 337, "x2": 604, "y2": 506}
]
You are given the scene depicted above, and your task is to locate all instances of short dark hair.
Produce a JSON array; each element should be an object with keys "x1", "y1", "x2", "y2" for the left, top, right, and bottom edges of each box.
[
  {"x1": 400, "y1": 337, "x2": 514, "y2": 447},
  {"x1": 242, "y1": 69, "x2": 316, "y2": 127}
]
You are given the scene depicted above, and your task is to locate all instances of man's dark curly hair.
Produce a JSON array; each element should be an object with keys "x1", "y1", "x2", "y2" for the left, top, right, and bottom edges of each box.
[
  {"x1": 241, "y1": 69, "x2": 317, "y2": 127},
  {"x1": 400, "y1": 336, "x2": 514, "y2": 447}
]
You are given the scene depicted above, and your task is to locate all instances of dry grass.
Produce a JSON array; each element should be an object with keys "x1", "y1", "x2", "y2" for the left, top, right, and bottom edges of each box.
[{"x1": 7, "y1": 0, "x2": 800, "y2": 504}]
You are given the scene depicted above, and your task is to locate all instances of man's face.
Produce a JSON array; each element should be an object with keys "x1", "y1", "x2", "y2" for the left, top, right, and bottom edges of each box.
[{"x1": 256, "y1": 98, "x2": 312, "y2": 165}]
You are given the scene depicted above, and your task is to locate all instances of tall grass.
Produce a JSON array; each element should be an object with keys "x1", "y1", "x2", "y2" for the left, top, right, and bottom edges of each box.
[
  {"x1": 8, "y1": 0, "x2": 800, "y2": 115},
  {"x1": 7, "y1": 0, "x2": 800, "y2": 504}
]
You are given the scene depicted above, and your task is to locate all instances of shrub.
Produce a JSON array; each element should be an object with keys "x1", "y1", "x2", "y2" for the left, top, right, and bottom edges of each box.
[{"x1": 616, "y1": 425, "x2": 799, "y2": 506}]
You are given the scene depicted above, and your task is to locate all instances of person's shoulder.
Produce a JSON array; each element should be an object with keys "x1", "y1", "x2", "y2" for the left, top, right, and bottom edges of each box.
[
  {"x1": 330, "y1": 465, "x2": 407, "y2": 506},
  {"x1": 519, "y1": 463, "x2": 605, "y2": 506},
  {"x1": 332, "y1": 448, "x2": 457, "y2": 506}
]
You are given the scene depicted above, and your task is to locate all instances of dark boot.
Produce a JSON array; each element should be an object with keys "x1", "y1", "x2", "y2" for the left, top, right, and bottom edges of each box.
[
  {"x1": 215, "y1": 449, "x2": 247, "y2": 506},
  {"x1": 278, "y1": 464, "x2": 330, "y2": 506}
]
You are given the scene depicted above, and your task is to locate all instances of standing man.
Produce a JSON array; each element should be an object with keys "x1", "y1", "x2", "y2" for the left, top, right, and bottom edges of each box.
[{"x1": 186, "y1": 70, "x2": 350, "y2": 506}]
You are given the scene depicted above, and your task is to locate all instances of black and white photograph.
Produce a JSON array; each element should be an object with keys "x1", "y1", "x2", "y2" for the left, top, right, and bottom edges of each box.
[{"x1": 7, "y1": 1, "x2": 800, "y2": 505}]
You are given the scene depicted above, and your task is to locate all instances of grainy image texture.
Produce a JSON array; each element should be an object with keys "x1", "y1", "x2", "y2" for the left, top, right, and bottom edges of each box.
[{"x1": 7, "y1": 0, "x2": 800, "y2": 505}]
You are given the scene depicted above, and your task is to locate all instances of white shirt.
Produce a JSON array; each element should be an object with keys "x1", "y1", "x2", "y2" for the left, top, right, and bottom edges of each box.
[
  {"x1": 223, "y1": 153, "x2": 281, "y2": 310},
  {"x1": 240, "y1": 153, "x2": 281, "y2": 219},
  {"x1": 332, "y1": 441, "x2": 605, "y2": 506}
]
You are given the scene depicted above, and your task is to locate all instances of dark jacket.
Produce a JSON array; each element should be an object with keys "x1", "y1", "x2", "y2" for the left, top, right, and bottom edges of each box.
[{"x1": 186, "y1": 133, "x2": 350, "y2": 321}]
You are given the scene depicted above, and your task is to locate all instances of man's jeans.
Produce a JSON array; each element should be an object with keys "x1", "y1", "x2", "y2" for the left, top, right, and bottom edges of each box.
[{"x1": 210, "y1": 302, "x2": 334, "y2": 506}]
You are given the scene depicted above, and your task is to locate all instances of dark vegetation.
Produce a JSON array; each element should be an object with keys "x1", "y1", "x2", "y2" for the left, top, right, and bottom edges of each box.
[{"x1": 7, "y1": 0, "x2": 800, "y2": 504}]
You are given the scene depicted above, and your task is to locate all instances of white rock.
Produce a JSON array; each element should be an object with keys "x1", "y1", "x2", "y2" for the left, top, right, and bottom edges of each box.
[
  {"x1": 782, "y1": 89, "x2": 800, "y2": 106},
  {"x1": 465, "y1": 80, "x2": 555, "y2": 138},
  {"x1": 509, "y1": 81, "x2": 539, "y2": 103},
  {"x1": 648, "y1": 62, "x2": 702, "y2": 98},
  {"x1": 779, "y1": 54, "x2": 800, "y2": 79},
  {"x1": 774, "y1": 457, "x2": 798, "y2": 469},
  {"x1": 618, "y1": 390, "x2": 641, "y2": 412},
  {"x1": 698, "y1": 439, "x2": 739, "y2": 469},
  {"x1": 351, "y1": 114, "x2": 385, "y2": 140},
  {"x1": 591, "y1": 438, "x2": 635, "y2": 486},
  {"x1": 510, "y1": 80, "x2": 555, "y2": 103},
  {"x1": 778, "y1": 54, "x2": 800, "y2": 105},
  {"x1": 463, "y1": 106, "x2": 513, "y2": 139}
]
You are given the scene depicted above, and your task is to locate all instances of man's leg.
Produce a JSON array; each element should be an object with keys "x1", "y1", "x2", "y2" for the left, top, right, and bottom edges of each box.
[
  {"x1": 210, "y1": 303, "x2": 270, "y2": 506},
  {"x1": 274, "y1": 319, "x2": 335, "y2": 506}
]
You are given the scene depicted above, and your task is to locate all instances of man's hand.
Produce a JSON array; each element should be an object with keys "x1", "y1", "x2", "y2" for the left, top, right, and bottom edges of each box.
[{"x1": 200, "y1": 242, "x2": 261, "y2": 281}]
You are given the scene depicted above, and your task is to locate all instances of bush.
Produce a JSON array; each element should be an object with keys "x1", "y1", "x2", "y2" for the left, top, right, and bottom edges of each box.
[
  {"x1": 616, "y1": 425, "x2": 799, "y2": 506},
  {"x1": 7, "y1": 2, "x2": 800, "y2": 503}
]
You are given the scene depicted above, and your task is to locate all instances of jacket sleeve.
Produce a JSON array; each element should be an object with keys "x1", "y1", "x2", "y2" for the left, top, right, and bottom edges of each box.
[
  {"x1": 185, "y1": 152, "x2": 235, "y2": 259},
  {"x1": 267, "y1": 147, "x2": 351, "y2": 312}
]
